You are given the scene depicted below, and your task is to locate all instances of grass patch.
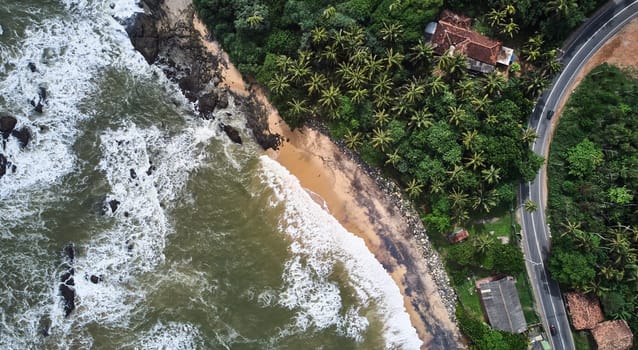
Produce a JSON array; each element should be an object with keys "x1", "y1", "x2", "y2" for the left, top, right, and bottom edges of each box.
[
  {"x1": 469, "y1": 215, "x2": 518, "y2": 241},
  {"x1": 573, "y1": 330, "x2": 593, "y2": 350},
  {"x1": 516, "y1": 272, "x2": 539, "y2": 324},
  {"x1": 456, "y1": 278, "x2": 484, "y2": 319}
]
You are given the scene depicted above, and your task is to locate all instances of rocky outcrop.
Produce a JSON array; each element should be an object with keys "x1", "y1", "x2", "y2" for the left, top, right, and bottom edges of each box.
[
  {"x1": 222, "y1": 124, "x2": 242, "y2": 144},
  {"x1": 0, "y1": 153, "x2": 7, "y2": 178},
  {"x1": 59, "y1": 243, "x2": 76, "y2": 317},
  {"x1": 126, "y1": 0, "x2": 280, "y2": 150},
  {"x1": 11, "y1": 127, "x2": 31, "y2": 148},
  {"x1": 0, "y1": 115, "x2": 17, "y2": 138}
]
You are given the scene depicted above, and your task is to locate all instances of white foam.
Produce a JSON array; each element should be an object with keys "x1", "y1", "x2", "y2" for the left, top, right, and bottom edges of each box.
[
  {"x1": 134, "y1": 321, "x2": 202, "y2": 350},
  {"x1": 0, "y1": 1, "x2": 151, "y2": 201},
  {"x1": 258, "y1": 156, "x2": 422, "y2": 349}
]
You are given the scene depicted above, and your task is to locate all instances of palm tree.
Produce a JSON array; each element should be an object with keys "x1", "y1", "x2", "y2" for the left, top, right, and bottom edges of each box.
[
  {"x1": 275, "y1": 55, "x2": 294, "y2": 72},
  {"x1": 409, "y1": 109, "x2": 433, "y2": 130},
  {"x1": 481, "y1": 165, "x2": 501, "y2": 185},
  {"x1": 349, "y1": 88, "x2": 368, "y2": 104},
  {"x1": 350, "y1": 47, "x2": 370, "y2": 65},
  {"x1": 449, "y1": 187, "x2": 469, "y2": 210},
  {"x1": 410, "y1": 39, "x2": 434, "y2": 65},
  {"x1": 500, "y1": 19, "x2": 519, "y2": 38},
  {"x1": 288, "y1": 59, "x2": 310, "y2": 83},
  {"x1": 456, "y1": 79, "x2": 477, "y2": 101},
  {"x1": 366, "y1": 54, "x2": 384, "y2": 78},
  {"x1": 402, "y1": 78, "x2": 425, "y2": 104},
  {"x1": 371, "y1": 128, "x2": 394, "y2": 151},
  {"x1": 461, "y1": 129, "x2": 478, "y2": 151},
  {"x1": 438, "y1": 53, "x2": 467, "y2": 77},
  {"x1": 344, "y1": 129, "x2": 363, "y2": 150},
  {"x1": 485, "y1": 114, "x2": 499, "y2": 125},
  {"x1": 247, "y1": 12, "x2": 264, "y2": 29},
  {"x1": 525, "y1": 72, "x2": 549, "y2": 97},
  {"x1": 448, "y1": 106, "x2": 466, "y2": 126},
  {"x1": 483, "y1": 71, "x2": 506, "y2": 96},
  {"x1": 310, "y1": 26, "x2": 328, "y2": 46},
  {"x1": 429, "y1": 76, "x2": 446, "y2": 95},
  {"x1": 319, "y1": 84, "x2": 340, "y2": 111},
  {"x1": 472, "y1": 234, "x2": 496, "y2": 254},
  {"x1": 405, "y1": 179, "x2": 424, "y2": 198},
  {"x1": 473, "y1": 189, "x2": 498, "y2": 213},
  {"x1": 447, "y1": 164, "x2": 465, "y2": 183},
  {"x1": 287, "y1": 98, "x2": 309, "y2": 118},
  {"x1": 452, "y1": 208, "x2": 470, "y2": 225},
  {"x1": 344, "y1": 25, "x2": 365, "y2": 48},
  {"x1": 465, "y1": 152, "x2": 485, "y2": 170},
  {"x1": 547, "y1": 0, "x2": 576, "y2": 17},
  {"x1": 430, "y1": 179, "x2": 445, "y2": 194},
  {"x1": 320, "y1": 44, "x2": 339, "y2": 65},
  {"x1": 305, "y1": 73, "x2": 327, "y2": 96},
  {"x1": 373, "y1": 74, "x2": 394, "y2": 96},
  {"x1": 374, "y1": 109, "x2": 391, "y2": 126},
  {"x1": 471, "y1": 94, "x2": 491, "y2": 114},
  {"x1": 486, "y1": 8, "x2": 506, "y2": 28},
  {"x1": 379, "y1": 21, "x2": 404, "y2": 45},
  {"x1": 385, "y1": 149, "x2": 401, "y2": 166},
  {"x1": 373, "y1": 92, "x2": 393, "y2": 109},
  {"x1": 268, "y1": 73, "x2": 290, "y2": 95},
  {"x1": 524, "y1": 199, "x2": 538, "y2": 212},
  {"x1": 322, "y1": 6, "x2": 336, "y2": 19},
  {"x1": 383, "y1": 48, "x2": 404, "y2": 71},
  {"x1": 521, "y1": 127, "x2": 538, "y2": 145}
]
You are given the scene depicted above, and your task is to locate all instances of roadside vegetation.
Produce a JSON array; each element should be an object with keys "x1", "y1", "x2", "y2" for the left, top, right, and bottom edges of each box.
[
  {"x1": 192, "y1": 0, "x2": 606, "y2": 346},
  {"x1": 547, "y1": 63, "x2": 638, "y2": 336}
]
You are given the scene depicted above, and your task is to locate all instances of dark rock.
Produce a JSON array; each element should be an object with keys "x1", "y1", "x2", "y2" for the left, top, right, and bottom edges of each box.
[
  {"x1": 11, "y1": 127, "x2": 31, "y2": 148},
  {"x1": 130, "y1": 168, "x2": 137, "y2": 179},
  {"x1": 126, "y1": 10, "x2": 161, "y2": 64},
  {"x1": 216, "y1": 93, "x2": 229, "y2": 109},
  {"x1": 11, "y1": 164, "x2": 16, "y2": 173},
  {"x1": 34, "y1": 102, "x2": 43, "y2": 114},
  {"x1": 146, "y1": 165, "x2": 156, "y2": 176},
  {"x1": 0, "y1": 116, "x2": 17, "y2": 136},
  {"x1": 0, "y1": 154, "x2": 7, "y2": 178},
  {"x1": 60, "y1": 270, "x2": 74, "y2": 284},
  {"x1": 124, "y1": 211, "x2": 130, "y2": 218},
  {"x1": 38, "y1": 87, "x2": 47, "y2": 101},
  {"x1": 222, "y1": 124, "x2": 242, "y2": 145},
  {"x1": 109, "y1": 3, "x2": 115, "y2": 9},
  {"x1": 27, "y1": 62, "x2": 37, "y2": 72},
  {"x1": 63, "y1": 243, "x2": 75, "y2": 263},
  {"x1": 58, "y1": 284, "x2": 76, "y2": 317},
  {"x1": 39, "y1": 317, "x2": 51, "y2": 337},
  {"x1": 108, "y1": 199, "x2": 120, "y2": 213},
  {"x1": 197, "y1": 92, "x2": 217, "y2": 117},
  {"x1": 90, "y1": 275, "x2": 100, "y2": 284}
]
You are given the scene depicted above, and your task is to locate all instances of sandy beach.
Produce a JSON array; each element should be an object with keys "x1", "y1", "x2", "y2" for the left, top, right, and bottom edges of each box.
[{"x1": 158, "y1": 0, "x2": 462, "y2": 347}]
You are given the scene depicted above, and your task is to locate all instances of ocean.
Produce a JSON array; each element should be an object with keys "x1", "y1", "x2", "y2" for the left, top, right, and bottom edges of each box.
[{"x1": 0, "y1": 0, "x2": 422, "y2": 348}]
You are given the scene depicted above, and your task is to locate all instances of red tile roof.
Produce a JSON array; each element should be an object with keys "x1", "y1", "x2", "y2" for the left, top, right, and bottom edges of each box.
[
  {"x1": 431, "y1": 11, "x2": 502, "y2": 65},
  {"x1": 591, "y1": 320, "x2": 634, "y2": 350},
  {"x1": 448, "y1": 228, "x2": 469, "y2": 243},
  {"x1": 565, "y1": 293, "x2": 604, "y2": 330}
]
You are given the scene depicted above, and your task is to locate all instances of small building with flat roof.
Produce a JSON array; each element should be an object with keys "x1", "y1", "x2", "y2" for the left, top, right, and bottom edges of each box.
[
  {"x1": 477, "y1": 276, "x2": 527, "y2": 333},
  {"x1": 565, "y1": 292, "x2": 604, "y2": 330},
  {"x1": 591, "y1": 319, "x2": 634, "y2": 350}
]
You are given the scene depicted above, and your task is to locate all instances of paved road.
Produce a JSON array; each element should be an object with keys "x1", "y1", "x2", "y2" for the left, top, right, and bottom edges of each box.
[{"x1": 519, "y1": 1, "x2": 638, "y2": 349}]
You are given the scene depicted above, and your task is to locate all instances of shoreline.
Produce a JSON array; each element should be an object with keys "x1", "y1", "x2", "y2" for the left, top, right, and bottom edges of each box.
[{"x1": 131, "y1": 0, "x2": 462, "y2": 348}]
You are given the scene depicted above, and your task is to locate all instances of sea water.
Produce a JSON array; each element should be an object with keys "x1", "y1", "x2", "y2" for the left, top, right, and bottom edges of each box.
[{"x1": 0, "y1": 0, "x2": 422, "y2": 348}]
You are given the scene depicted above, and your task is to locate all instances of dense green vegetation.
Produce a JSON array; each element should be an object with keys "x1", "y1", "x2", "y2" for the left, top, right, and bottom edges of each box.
[
  {"x1": 192, "y1": 0, "x2": 605, "y2": 346},
  {"x1": 547, "y1": 64, "x2": 638, "y2": 336}
]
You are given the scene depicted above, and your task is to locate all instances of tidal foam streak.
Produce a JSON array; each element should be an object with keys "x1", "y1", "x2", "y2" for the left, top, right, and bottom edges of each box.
[{"x1": 259, "y1": 156, "x2": 422, "y2": 349}]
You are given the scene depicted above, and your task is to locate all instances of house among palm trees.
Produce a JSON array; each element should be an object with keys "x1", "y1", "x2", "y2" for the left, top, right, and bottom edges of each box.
[
  {"x1": 448, "y1": 228, "x2": 469, "y2": 243},
  {"x1": 565, "y1": 292, "x2": 604, "y2": 330},
  {"x1": 426, "y1": 10, "x2": 514, "y2": 73}
]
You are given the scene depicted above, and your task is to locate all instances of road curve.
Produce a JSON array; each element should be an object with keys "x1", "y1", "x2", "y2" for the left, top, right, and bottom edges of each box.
[{"x1": 519, "y1": 1, "x2": 638, "y2": 349}]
